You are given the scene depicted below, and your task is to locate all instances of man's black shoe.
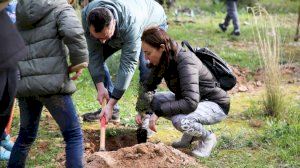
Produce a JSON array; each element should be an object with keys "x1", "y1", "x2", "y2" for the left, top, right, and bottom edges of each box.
[
  {"x1": 219, "y1": 23, "x2": 227, "y2": 32},
  {"x1": 82, "y1": 109, "x2": 101, "y2": 122},
  {"x1": 110, "y1": 107, "x2": 120, "y2": 124},
  {"x1": 82, "y1": 107, "x2": 120, "y2": 123}
]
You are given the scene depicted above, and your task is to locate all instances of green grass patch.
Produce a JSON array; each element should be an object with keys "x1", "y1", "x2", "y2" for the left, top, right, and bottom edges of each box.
[{"x1": 1, "y1": 1, "x2": 299, "y2": 167}]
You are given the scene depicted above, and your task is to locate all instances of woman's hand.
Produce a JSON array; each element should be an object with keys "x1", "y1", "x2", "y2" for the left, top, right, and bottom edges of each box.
[
  {"x1": 135, "y1": 114, "x2": 143, "y2": 125},
  {"x1": 149, "y1": 114, "x2": 159, "y2": 132}
]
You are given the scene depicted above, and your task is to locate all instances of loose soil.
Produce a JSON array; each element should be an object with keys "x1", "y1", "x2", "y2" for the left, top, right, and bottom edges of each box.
[
  {"x1": 84, "y1": 142, "x2": 197, "y2": 168},
  {"x1": 229, "y1": 63, "x2": 300, "y2": 93},
  {"x1": 83, "y1": 129, "x2": 198, "y2": 168}
]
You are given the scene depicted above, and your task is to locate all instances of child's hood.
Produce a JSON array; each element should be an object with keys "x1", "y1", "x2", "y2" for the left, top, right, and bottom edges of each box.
[{"x1": 16, "y1": 0, "x2": 67, "y2": 27}]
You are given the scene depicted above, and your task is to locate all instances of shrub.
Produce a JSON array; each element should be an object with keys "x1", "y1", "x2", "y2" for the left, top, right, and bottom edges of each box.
[{"x1": 250, "y1": 6, "x2": 285, "y2": 118}]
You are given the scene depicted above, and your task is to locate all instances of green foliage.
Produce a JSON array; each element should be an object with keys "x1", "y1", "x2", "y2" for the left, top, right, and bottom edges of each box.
[
  {"x1": 1, "y1": 1, "x2": 298, "y2": 168},
  {"x1": 243, "y1": 99, "x2": 264, "y2": 119},
  {"x1": 259, "y1": 119, "x2": 300, "y2": 167}
]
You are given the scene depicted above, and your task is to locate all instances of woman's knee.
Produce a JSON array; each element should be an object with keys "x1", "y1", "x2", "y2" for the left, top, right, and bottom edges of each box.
[
  {"x1": 171, "y1": 114, "x2": 186, "y2": 131},
  {"x1": 151, "y1": 92, "x2": 175, "y2": 110},
  {"x1": 171, "y1": 115, "x2": 197, "y2": 133}
]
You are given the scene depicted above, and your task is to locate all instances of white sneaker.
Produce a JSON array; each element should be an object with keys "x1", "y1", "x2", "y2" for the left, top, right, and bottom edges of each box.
[
  {"x1": 192, "y1": 133, "x2": 217, "y2": 157},
  {"x1": 0, "y1": 147, "x2": 11, "y2": 161}
]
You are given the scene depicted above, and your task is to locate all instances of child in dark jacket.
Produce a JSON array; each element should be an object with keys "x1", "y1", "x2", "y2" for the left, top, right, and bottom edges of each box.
[
  {"x1": 7, "y1": 0, "x2": 88, "y2": 167},
  {"x1": 0, "y1": 0, "x2": 26, "y2": 161}
]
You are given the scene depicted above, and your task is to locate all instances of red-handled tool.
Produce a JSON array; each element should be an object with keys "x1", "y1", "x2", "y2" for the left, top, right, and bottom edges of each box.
[{"x1": 99, "y1": 100, "x2": 107, "y2": 151}]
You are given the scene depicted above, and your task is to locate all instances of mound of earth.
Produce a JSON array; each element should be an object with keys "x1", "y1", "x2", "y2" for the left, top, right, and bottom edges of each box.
[{"x1": 84, "y1": 142, "x2": 198, "y2": 168}]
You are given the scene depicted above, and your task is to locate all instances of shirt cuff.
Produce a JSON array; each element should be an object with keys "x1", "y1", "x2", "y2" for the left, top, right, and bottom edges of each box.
[{"x1": 111, "y1": 88, "x2": 125, "y2": 100}]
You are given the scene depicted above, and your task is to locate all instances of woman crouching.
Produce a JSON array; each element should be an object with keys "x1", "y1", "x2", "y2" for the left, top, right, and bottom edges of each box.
[{"x1": 135, "y1": 27, "x2": 230, "y2": 157}]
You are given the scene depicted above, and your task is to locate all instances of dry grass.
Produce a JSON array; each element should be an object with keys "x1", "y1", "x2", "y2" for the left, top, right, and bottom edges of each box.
[{"x1": 251, "y1": 6, "x2": 285, "y2": 118}]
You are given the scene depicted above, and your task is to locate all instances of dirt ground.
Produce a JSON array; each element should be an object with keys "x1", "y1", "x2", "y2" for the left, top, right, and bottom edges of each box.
[
  {"x1": 229, "y1": 63, "x2": 300, "y2": 93},
  {"x1": 84, "y1": 142, "x2": 198, "y2": 168},
  {"x1": 82, "y1": 128, "x2": 198, "y2": 168}
]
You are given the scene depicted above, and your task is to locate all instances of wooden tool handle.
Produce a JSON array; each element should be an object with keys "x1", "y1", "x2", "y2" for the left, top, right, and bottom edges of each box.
[
  {"x1": 99, "y1": 99, "x2": 107, "y2": 151},
  {"x1": 69, "y1": 62, "x2": 88, "y2": 73}
]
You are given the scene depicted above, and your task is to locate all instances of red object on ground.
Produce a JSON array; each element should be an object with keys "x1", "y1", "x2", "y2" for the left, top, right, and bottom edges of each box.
[{"x1": 5, "y1": 99, "x2": 15, "y2": 135}]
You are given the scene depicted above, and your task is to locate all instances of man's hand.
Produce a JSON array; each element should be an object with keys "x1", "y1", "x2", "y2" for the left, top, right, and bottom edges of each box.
[
  {"x1": 96, "y1": 82, "x2": 109, "y2": 105},
  {"x1": 99, "y1": 103, "x2": 113, "y2": 124},
  {"x1": 135, "y1": 114, "x2": 143, "y2": 125},
  {"x1": 99, "y1": 98, "x2": 117, "y2": 123},
  {"x1": 149, "y1": 114, "x2": 158, "y2": 132}
]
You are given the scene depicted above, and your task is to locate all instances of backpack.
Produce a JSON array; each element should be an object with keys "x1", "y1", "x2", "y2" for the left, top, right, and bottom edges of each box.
[{"x1": 181, "y1": 41, "x2": 236, "y2": 91}]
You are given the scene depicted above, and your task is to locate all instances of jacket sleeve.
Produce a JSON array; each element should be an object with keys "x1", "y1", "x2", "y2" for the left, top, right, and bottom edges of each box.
[
  {"x1": 160, "y1": 53, "x2": 200, "y2": 117},
  {"x1": 81, "y1": 9, "x2": 105, "y2": 85},
  {"x1": 135, "y1": 68, "x2": 163, "y2": 114},
  {"x1": 57, "y1": 5, "x2": 89, "y2": 67},
  {"x1": 110, "y1": 30, "x2": 140, "y2": 100}
]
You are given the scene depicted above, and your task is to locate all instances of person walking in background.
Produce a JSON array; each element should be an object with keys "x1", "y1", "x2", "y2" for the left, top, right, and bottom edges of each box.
[
  {"x1": 136, "y1": 27, "x2": 229, "y2": 157},
  {"x1": 219, "y1": 0, "x2": 240, "y2": 36},
  {"x1": 81, "y1": 0, "x2": 167, "y2": 123},
  {"x1": 7, "y1": 0, "x2": 88, "y2": 167},
  {"x1": 0, "y1": 0, "x2": 26, "y2": 161}
]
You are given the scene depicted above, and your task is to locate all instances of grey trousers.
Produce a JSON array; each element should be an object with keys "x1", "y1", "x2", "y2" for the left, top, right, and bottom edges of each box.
[
  {"x1": 223, "y1": 0, "x2": 240, "y2": 31},
  {"x1": 152, "y1": 92, "x2": 227, "y2": 139}
]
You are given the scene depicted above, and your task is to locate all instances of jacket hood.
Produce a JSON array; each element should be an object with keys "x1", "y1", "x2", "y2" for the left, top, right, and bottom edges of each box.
[{"x1": 16, "y1": 0, "x2": 67, "y2": 28}]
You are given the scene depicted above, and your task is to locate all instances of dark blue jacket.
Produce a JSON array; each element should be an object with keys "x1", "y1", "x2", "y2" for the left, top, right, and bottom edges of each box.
[{"x1": 0, "y1": 10, "x2": 26, "y2": 115}]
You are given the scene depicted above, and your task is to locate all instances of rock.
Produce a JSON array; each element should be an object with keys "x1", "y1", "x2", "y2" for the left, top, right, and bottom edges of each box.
[
  {"x1": 149, "y1": 153, "x2": 156, "y2": 158},
  {"x1": 256, "y1": 81, "x2": 262, "y2": 87},
  {"x1": 238, "y1": 85, "x2": 248, "y2": 92},
  {"x1": 166, "y1": 157, "x2": 174, "y2": 163},
  {"x1": 136, "y1": 146, "x2": 148, "y2": 154}
]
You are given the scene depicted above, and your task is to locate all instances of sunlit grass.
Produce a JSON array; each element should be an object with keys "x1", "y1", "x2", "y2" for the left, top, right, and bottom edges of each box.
[
  {"x1": 251, "y1": 6, "x2": 285, "y2": 118},
  {"x1": 1, "y1": 0, "x2": 299, "y2": 167}
]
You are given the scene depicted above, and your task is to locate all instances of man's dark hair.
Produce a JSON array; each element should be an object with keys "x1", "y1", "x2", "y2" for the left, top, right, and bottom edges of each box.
[{"x1": 87, "y1": 7, "x2": 113, "y2": 32}]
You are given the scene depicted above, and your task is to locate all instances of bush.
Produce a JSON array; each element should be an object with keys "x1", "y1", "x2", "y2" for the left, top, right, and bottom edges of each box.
[{"x1": 251, "y1": 6, "x2": 285, "y2": 118}]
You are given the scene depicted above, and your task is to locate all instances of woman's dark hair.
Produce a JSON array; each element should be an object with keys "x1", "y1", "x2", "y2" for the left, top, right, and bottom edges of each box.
[
  {"x1": 141, "y1": 27, "x2": 177, "y2": 64},
  {"x1": 87, "y1": 7, "x2": 113, "y2": 32}
]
